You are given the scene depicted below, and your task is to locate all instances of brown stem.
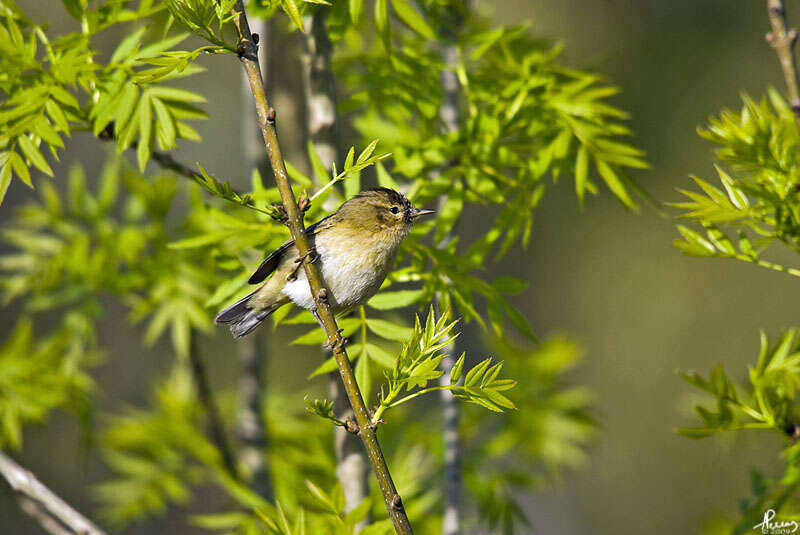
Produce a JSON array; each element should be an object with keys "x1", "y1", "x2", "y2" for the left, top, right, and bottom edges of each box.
[
  {"x1": 301, "y1": 6, "x2": 370, "y2": 521},
  {"x1": 0, "y1": 451, "x2": 108, "y2": 535},
  {"x1": 232, "y1": 3, "x2": 413, "y2": 533},
  {"x1": 188, "y1": 332, "x2": 240, "y2": 480},
  {"x1": 767, "y1": 0, "x2": 800, "y2": 134}
]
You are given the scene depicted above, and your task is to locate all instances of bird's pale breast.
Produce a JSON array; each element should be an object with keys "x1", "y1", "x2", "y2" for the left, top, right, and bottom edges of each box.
[{"x1": 281, "y1": 225, "x2": 398, "y2": 312}]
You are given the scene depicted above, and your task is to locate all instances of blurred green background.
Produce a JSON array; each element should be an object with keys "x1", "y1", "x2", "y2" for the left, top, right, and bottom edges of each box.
[{"x1": 1, "y1": 1, "x2": 797, "y2": 534}]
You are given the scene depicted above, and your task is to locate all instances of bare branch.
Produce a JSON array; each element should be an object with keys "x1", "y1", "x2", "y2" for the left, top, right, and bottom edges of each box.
[
  {"x1": 766, "y1": 0, "x2": 800, "y2": 133},
  {"x1": 0, "y1": 451, "x2": 108, "y2": 535},
  {"x1": 232, "y1": 3, "x2": 414, "y2": 533}
]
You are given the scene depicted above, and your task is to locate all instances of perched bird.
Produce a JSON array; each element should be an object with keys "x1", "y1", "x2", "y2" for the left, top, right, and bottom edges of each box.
[{"x1": 216, "y1": 188, "x2": 435, "y2": 338}]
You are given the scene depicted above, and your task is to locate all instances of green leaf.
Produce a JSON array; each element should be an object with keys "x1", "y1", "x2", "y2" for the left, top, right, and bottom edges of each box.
[
  {"x1": 349, "y1": 0, "x2": 363, "y2": 24},
  {"x1": 366, "y1": 318, "x2": 412, "y2": 341},
  {"x1": 136, "y1": 94, "x2": 152, "y2": 171},
  {"x1": 375, "y1": 161, "x2": 398, "y2": 189},
  {"x1": 0, "y1": 162, "x2": 12, "y2": 205},
  {"x1": 374, "y1": 0, "x2": 390, "y2": 49},
  {"x1": 111, "y1": 26, "x2": 146, "y2": 64},
  {"x1": 151, "y1": 97, "x2": 177, "y2": 149},
  {"x1": 367, "y1": 289, "x2": 423, "y2": 310},
  {"x1": 450, "y1": 353, "x2": 464, "y2": 383},
  {"x1": 147, "y1": 86, "x2": 206, "y2": 103},
  {"x1": 365, "y1": 343, "x2": 395, "y2": 368},
  {"x1": 492, "y1": 276, "x2": 528, "y2": 295},
  {"x1": 356, "y1": 349, "x2": 371, "y2": 401},
  {"x1": 17, "y1": 136, "x2": 53, "y2": 177},
  {"x1": 389, "y1": 0, "x2": 435, "y2": 39},
  {"x1": 305, "y1": 480, "x2": 338, "y2": 515},
  {"x1": 8, "y1": 151, "x2": 31, "y2": 187},
  {"x1": 595, "y1": 158, "x2": 635, "y2": 209},
  {"x1": 282, "y1": 0, "x2": 305, "y2": 32},
  {"x1": 575, "y1": 145, "x2": 589, "y2": 205}
]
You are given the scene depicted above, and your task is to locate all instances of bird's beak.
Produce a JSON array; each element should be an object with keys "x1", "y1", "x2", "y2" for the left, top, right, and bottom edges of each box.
[{"x1": 410, "y1": 206, "x2": 436, "y2": 219}]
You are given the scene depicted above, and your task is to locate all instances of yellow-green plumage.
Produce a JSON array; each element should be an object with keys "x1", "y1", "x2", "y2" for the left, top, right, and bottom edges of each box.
[{"x1": 216, "y1": 188, "x2": 434, "y2": 338}]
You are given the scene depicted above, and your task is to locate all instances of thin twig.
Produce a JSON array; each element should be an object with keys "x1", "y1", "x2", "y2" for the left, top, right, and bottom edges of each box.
[
  {"x1": 232, "y1": 3, "x2": 413, "y2": 533},
  {"x1": 17, "y1": 497, "x2": 75, "y2": 535},
  {"x1": 766, "y1": 0, "x2": 800, "y2": 134},
  {"x1": 0, "y1": 451, "x2": 108, "y2": 535},
  {"x1": 301, "y1": 5, "x2": 370, "y2": 521},
  {"x1": 188, "y1": 332, "x2": 240, "y2": 480}
]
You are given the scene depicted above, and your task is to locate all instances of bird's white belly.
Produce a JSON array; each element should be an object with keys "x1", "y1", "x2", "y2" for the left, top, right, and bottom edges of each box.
[{"x1": 281, "y1": 233, "x2": 390, "y2": 312}]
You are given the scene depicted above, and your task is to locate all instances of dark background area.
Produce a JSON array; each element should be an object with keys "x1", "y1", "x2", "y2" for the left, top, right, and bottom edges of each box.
[{"x1": 1, "y1": 1, "x2": 795, "y2": 534}]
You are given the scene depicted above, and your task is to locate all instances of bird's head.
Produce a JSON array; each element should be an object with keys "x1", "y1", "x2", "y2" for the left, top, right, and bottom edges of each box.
[{"x1": 334, "y1": 188, "x2": 435, "y2": 241}]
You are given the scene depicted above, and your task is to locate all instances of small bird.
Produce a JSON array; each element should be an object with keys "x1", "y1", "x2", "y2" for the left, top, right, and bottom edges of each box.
[{"x1": 216, "y1": 188, "x2": 435, "y2": 338}]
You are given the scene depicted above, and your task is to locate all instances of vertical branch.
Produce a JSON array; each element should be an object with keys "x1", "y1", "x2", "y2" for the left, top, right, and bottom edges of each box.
[
  {"x1": 235, "y1": 334, "x2": 272, "y2": 497},
  {"x1": 766, "y1": 0, "x2": 800, "y2": 134},
  {"x1": 436, "y1": 6, "x2": 465, "y2": 535},
  {"x1": 302, "y1": 8, "x2": 340, "y2": 176},
  {"x1": 237, "y1": 13, "x2": 273, "y2": 500},
  {"x1": 188, "y1": 332, "x2": 239, "y2": 479},
  {"x1": 301, "y1": 6, "x2": 370, "y2": 519},
  {"x1": 232, "y1": 4, "x2": 414, "y2": 533},
  {"x1": 0, "y1": 451, "x2": 108, "y2": 535}
]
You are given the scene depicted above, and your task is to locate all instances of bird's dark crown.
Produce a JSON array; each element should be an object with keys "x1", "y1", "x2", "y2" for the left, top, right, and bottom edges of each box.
[{"x1": 334, "y1": 187, "x2": 413, "y2": 230}]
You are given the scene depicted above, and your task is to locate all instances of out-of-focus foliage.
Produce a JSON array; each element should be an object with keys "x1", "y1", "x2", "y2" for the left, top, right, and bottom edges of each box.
[
  {"x1": 679, "y1": 330, "x2": 800, "y2": 439},
  {"x1": 673, "y1": 90, "x2": 800, "y2": 278},
  {"x1": 674, "y1": 89, "x2": 800, "y2": 531},
  {"x1": 678, "y1": 331, "x2": 800, "y2": 534},
  {"x1": 462, "y1": 336, "x2": 594, "y2": 533},
  {"x1": 0, "y1": 158, "x2": 215, "y2": 360},
  {"x1": 0, "y1": 316, "x2": 97, "y2": 450}
]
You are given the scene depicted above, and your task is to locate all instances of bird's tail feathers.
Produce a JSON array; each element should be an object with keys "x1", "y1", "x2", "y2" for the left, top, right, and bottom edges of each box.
[{"x1": 216, "y1": 290, "x2": 279, "y2": 339}]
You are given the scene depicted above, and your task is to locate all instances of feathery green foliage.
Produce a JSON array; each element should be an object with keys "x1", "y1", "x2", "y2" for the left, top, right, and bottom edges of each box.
[
  {"x1": 674, "y1": 87, "x2": 800, "y2": 529},
  {"x1": 0, "y1": 1, "x2": 648, "y2": 533},
  {"x1": 673, "y1": 90, "x2": 800, "y2": 277}
]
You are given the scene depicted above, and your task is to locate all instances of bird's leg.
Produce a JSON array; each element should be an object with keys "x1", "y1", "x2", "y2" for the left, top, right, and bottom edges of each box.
[
  {"x1": 285, "y1": 247, "x2": 318, "y2": 281},
  {"x1": 314, "y1": 309, "x2": 348, "y2": 350},
  {"x1": 312, "y1": 309, "x2": 325, "y2": 330}
]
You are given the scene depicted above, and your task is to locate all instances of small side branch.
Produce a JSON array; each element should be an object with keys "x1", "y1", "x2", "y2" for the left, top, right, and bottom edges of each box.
[
  {"x1": 232, "y1": 3, "x2": 413, "y2": 534},
  {"x1": 189, "y1": 332, "x2": 240, "y2": 480},
  {"x1": 766, "y1": 0, "x2": 800, "y2": 134},
  {"x1": 0, "y1": 451, "x2": 108, "y2": 535}
]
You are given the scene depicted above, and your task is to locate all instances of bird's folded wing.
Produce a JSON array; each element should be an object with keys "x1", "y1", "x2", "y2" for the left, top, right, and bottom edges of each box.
[{"x1": 248, "y1": 215, "x2": 332, "y2": 284}]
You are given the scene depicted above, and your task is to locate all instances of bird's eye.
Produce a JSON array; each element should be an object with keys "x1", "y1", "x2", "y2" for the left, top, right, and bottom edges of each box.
[{"x1": 390, "y1": 206, "x2": 400, "y2": 214}]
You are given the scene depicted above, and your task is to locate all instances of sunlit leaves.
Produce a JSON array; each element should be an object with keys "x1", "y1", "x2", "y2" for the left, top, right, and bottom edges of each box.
[
  {"x1": 304, "y1": 396, "x2": 346, "y2": 427},
  {"x1": 389, "y1": 0, "x2": 434, "y2": 39},
  {"x1": 96, "y1": 366, "x2": 218, "y2": 525},
  {"x1": 673, "y1": 92, "x2": 800, "y2": 278},
  {"x1": 0, "y1": 317, "x2": 97, "y2": 449},
  {"x1": 678, "y1": 330, "x2": 800, "y2": 439},
  {"x1": 166, "y1": 0, "x2": 238, "y2": 50},
  {"x1": 0, "y1": 5, "x2": 211, "y2": 204},
  {"x1": 370, "y1": 307, "x2": 516, "y2": 424}
]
